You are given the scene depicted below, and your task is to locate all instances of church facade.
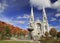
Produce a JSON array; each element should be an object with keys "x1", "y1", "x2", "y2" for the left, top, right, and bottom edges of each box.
[{"x1": 28, "y1": 7, "x2": 49, "y2": 40}]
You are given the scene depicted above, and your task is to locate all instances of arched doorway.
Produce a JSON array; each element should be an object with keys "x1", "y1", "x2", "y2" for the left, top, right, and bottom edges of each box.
[{"x1": 37, "y1": 23, "x2": 42, "y2": 31}]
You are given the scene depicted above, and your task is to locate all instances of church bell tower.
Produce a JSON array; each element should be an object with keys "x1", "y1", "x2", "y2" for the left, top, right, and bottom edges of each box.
[
  {"x1": 28, "y1": 6, "x2": 34, "y2": 30},
  {"x1": 43, "y1": 7, "x2": 49, "y2": 34},
  {"x1": 28, "y1": 7, "x2": 34, "y2": 39}
]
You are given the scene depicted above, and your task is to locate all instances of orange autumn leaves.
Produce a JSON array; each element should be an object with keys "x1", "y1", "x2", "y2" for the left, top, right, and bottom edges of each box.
[{"x1": 0, "y1": 21, "x2": 28, "y2": 36}]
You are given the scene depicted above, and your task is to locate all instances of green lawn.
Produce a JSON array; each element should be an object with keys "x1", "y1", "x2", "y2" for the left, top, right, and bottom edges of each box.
[
  {"x1": 0, "y1": 41, "x2": 35, "y2": 43},
  {"x1": 40, "y1": 38, "x2": 60, "y2": 43}
]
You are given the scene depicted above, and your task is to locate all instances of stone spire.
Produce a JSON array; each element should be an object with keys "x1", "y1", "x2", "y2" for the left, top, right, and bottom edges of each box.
[
  {"x1": 28, "y1": 6, "x2": 34, "y2": 29},
  {"x1": 43, "y1": 7, "x2": 47, "y2": 22},
  {"x1": 30, "y1": 7, "x2": 34, "y2": 23},
  {"x1": 42, "y1": 7, "x2": 49, "y2": 33},
  {"x1": 28, "y1": 7, "x2": 34, "y2": 39}
]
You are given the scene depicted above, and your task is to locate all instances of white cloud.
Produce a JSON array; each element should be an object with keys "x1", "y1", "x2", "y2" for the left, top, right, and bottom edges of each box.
[
  {"x1": 0, "y1": 14, "x2": 26, "y2": 28},
  {"x1": 23, "y1": 14, "x2": 30, "y2": 18},
  {"x1": 0, "y1": 0, "x2": 8, "y2": 13},
  {"x1": 49, "y1": 26, "x2": 55, "y2": 31},
  {"x1": 0, "y1": 15, "x2": 14, "y2": 25},
  {"x1": 55, "y1": 13, "x2": 60, "y2": 17},
  {"x1": 30, "y1": 0, "x2": 51, "y2": 9},
  {"x1": 52, "y1": 0, "x2": 60, "y2": 11},
  {"x1": 59, "y1": 20, "x2": 60, "y2": 22},
  {"x1": 55, "y1": 25, "x2": 60, "y2": 31},
  {"x1": 49, "y1": 26, "x2": 54, "y2": 29},
  {"x1": 15, "y1": 20, "x2": 25, "y2": 24},
  {"x1": 17, "y1": 14, "x2": 30, "y2": 19},
  {"x1": 49, "y1": 25, "x2": 60, "y2": 31},
  {"x1": 17, "y1": 16, "x2": 22, "y2": 19},
  {"x1": 50, "y1": 18, "x2": 56, "y2": 21}
]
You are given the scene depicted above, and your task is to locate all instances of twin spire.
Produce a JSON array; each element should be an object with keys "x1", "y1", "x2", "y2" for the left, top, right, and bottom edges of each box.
[
  {"x1": 43, "y1": 7, "x2": 47, "y2": 22},
  {"x1": 30, "y1": 7, "x2": 34, "y2": 22},
  {"x1": 29, "y1": 7, "x2": 49, "y2": 33},
  {"x1": 30, "y1": 7, "x2": 47, "y2": 23},
  {"x1": 31, "y1": 7, "x2": 34, "y2": 17}
]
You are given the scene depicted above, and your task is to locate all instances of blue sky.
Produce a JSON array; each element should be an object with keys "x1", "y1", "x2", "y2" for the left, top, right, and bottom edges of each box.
[{"x1": 0, "y1": 0, "x2": 60, "y2": 31}]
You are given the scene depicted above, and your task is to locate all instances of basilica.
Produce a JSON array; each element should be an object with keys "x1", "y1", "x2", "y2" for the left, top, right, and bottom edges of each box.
[{"x1": 28, "y1": 7, "x2": 50, "y2": 40}]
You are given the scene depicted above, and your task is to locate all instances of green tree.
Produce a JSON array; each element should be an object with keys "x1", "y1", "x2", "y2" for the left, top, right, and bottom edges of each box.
[
  {"x1": 20, "y1": 32, "x2": 25, "y2": 39},
  {"x1": 0, "y1": 32, "x2": 3, "y2": 40},
  {"x1": 49, "y1": 28, "x2": 57, "y2": 38},
  {"x1": 2, "y1": 26, "x2": 11, "y2": 39},
  {"x1": 20, "y1": 32, "x2": 25, "y2": 36},
  {"x1": 5, "y1": 26, "x2": 11, "y2": 37}
]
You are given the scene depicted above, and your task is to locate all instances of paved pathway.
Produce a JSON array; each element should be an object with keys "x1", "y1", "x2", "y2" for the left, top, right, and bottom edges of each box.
[{"x1": 4, "y1": 37, "x2": 40, "y2": 43}]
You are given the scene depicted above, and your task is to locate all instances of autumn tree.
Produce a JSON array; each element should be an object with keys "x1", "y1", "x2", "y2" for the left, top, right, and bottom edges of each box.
[
  {"x1": 49, "y1": 28, "x2": 57, "y2": 38},
  {"x1": 2, "y1": 26, "x2": 11, "y2": 39},
  {"x1": 5, "y1": 26, "x2": 11, "y2": 37},
  {"x1": 44, "y1": 31, "x2": 50, "y2": 40},
  {"x1": 20, "y1": 31, "x2": 25, "y2": 39},
  {"x1": 45, "y1": 31, "x2": 49, "y2": 37},
  {"x1": 20, "y1": 32, "x2": 25, "y2": 36},
  {"x1": 0, "y1": 27, "x2": 3, "y2": 40},
  {"x1": 57, "y1": 31, "x2": 60, "y2": 38}
]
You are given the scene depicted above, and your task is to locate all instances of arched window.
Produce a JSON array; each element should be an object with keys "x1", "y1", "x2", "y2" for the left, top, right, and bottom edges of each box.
[
  {"x1": 37, "y1": 23, "x2": 41, "y2": 31},
  {"x1": 44, "y1": 17, "x2": 46, "y2": 21},
  {"x1": 45, "y1": 25, "x2": 47, "y2": 30},
  {"x1": 31, "y1": 18, "x2": 33, "y2": 21}
]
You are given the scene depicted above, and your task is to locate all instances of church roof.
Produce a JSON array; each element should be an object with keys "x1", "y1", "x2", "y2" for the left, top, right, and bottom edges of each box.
[{"x1": 35, "y1": 17, "x2": 42, "y2": 24}]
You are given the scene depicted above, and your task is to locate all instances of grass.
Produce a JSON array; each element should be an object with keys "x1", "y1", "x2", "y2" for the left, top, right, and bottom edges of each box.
[
  {"x1": 40, "y1": 37, "x2": 60, "y2": 43},
  {"x1": 0, "y1": 38, "x2": 60, "y2": 43},
  {"x1": 0, "y1": 41, "x2": 35, "y2": 43}
]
